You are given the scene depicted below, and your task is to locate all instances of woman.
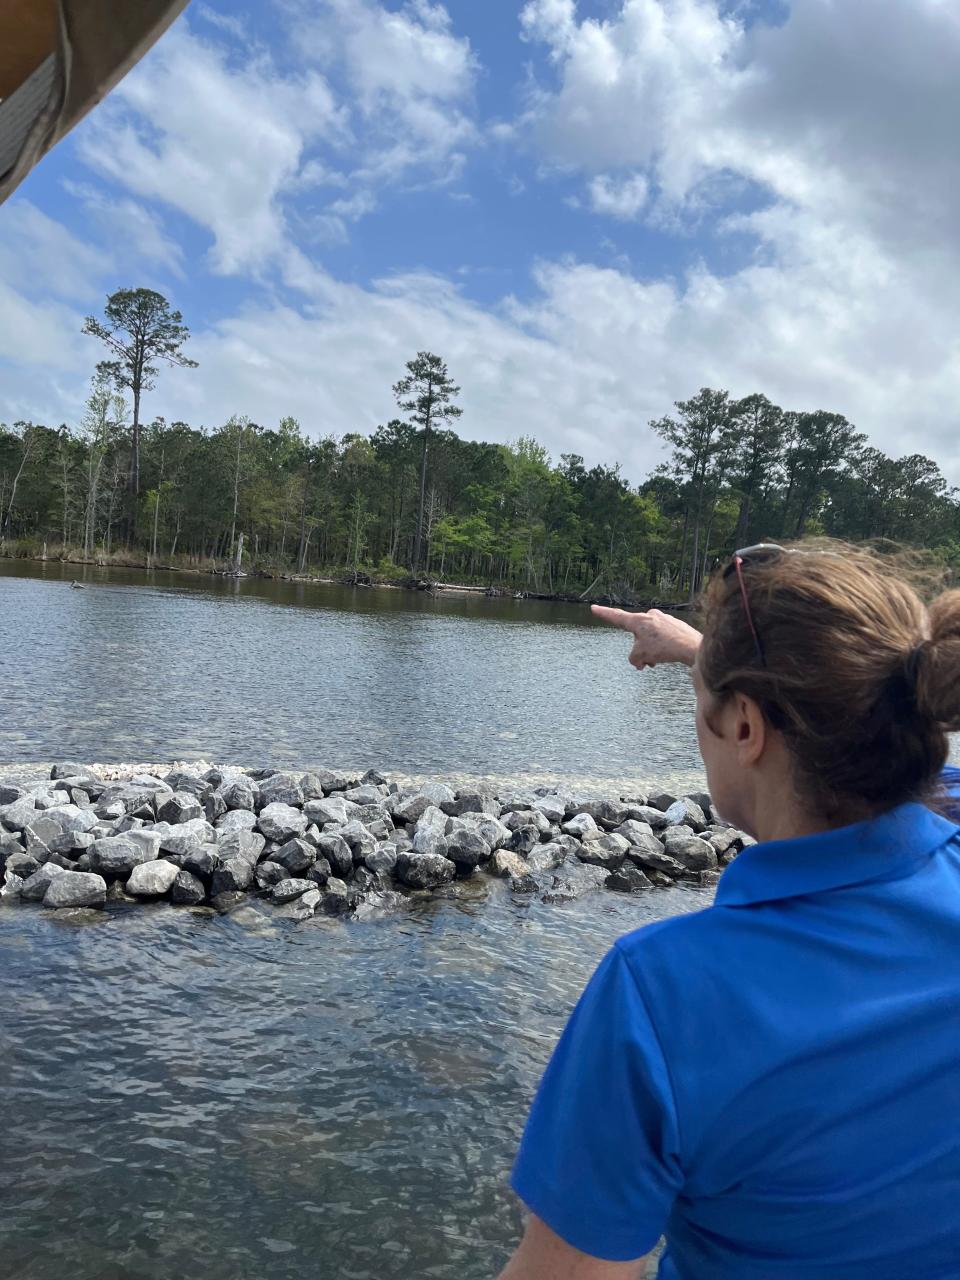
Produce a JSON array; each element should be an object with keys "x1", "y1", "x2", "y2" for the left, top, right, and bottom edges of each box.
[{"x1": 500, "y1": 543, "x2": 960, "y2": 1280}]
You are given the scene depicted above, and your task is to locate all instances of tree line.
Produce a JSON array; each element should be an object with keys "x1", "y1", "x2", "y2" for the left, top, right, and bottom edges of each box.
[{"x1": 1, "y1": 288, "x2": 958, "y2": 598}]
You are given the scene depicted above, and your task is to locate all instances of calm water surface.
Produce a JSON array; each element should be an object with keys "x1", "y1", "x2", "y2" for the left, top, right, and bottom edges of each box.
[
  {"x1": 0, "y1": 561, "x2": 705, "y2": 791},
  {"x1": 0, "y1": 879, "x2": 707, "y2": 1278},
  {"x1": 0, "y1": 561, "x2": 704, "y2": 1277}
]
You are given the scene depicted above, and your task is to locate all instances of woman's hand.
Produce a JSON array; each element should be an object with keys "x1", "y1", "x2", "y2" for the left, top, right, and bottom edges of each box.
[{"x1": 591, "y1": 606, "x2": 702, "y2": 670}]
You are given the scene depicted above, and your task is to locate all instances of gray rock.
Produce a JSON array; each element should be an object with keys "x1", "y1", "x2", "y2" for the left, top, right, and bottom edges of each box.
[
  {"x1": 300, "y1": 888, "x2": 322, "y2": 911},
  {"x1": 315, "y1": 834, "x2": 353, "y2": 878},
  {"x1": 607, "y1": 863, "x2": 653, "y2": 893},
  {"x1": 124, "y1": 829, "x2": 163, "y2": 861},
  {"x1": 319, "y1": 876, "x2": 351, "y2": 914},
  {"x1": 353, "y1": 889, "x2": 406, "y2": 920},
  {"x1": 662, "y1": 831, "x2": 718, "y2": 872},
  {"x1": 210, "y1": 855, "x2": 256, "y2": 896},
  {"x1": 441, "y1": 788, "x2": 501, "y2": 818},
  {"x1": 126, "y1": 859, "x2": 180, "y2": 897},
  {"x1": 316, "y1": 768, "x2": 361, "y2": 794},
  {"x1": 489, "y1": 849, "x2": 530, "y2": 880},
  {"x1": 272, "y1": 838, "x2": 317, "y2": 874},
  {"x1": 502, "y1": 809, "x2": 552, "y2": 836},
  {"x1": 576, "y1": 798, "x2": 629, "y2": 830},
  {"x1": 304, "y1": 795, "x2": 358, "y2": 827},
  {"x1": 412, "y1": 806, "x2": 449, "y2": 856},
  {"x1": 578, "y1": 834, "x2": 629, "y2": 869},
  {"x1": 272, "y1": 878, "x2": 316, "y2": 904},
  {"x1": 364, "y1": 845, "x2": 398, "y2": 877},
  {"x1": 495, "y1": 787, "x2": 539, "y2": 813},
  {"x1": 43, "y1": 872, "x2": 106, "y2": 909},
  {"x1": 5, "y1": 851, "x2": 40, "y2": 879},
  {"x1": 700, "y1": 868, "x2": 723, "y2": 888},
  {"x1": 441, "y1": 828, "x2": 491, "y2": 871},
  {"x1": 201, "y1": 789, "x2": 227, "y2": 823},
  {"x1": 216, "y1": 830, "x2": 265, "y2": 865},
  {"x1": 687, "y1": 791, "x2": 713, "y2": 816},
  {"x1": 298, "y1": 773, "x2": 325, "y2": 801},
  {"x1": 390, "y1": 791, "x2": 430, "y2": 824},
  {"x1": 615, "y1": 819, "x2": 655, "y2": 844},
  {"x1": 459, "y1": 813, "x2": 511, "y2": 850},
  {"x1": 0, "y1": 782, "x2": 26, "y2": 806},
  {"x1": 220, "y1": 778, "x2": 259, "y2": 811},
  {"x1": 94, "y1": 799, "x2": 126, "y2": 822},
  {"x1": 342, "y1": 784, "x2": 388, "y2": 806},
  {"x1": 507, "y1": 825, "x2": 540, "y2": 856},
  {"x1": 50, "y1": 762, "x2": 88, "y2": 780},
  {"x1": 178, "y1": 846, "x2": 220, "y2": 880},
  {"x1": 255, "y1": 860, "x2": 288, "y2": 889},
  {"x1": 20, "y1": 862, "x2": 70, "y2": 901},
  {"x1": 339, "y1": 820, "x2": 377, "y2": 861},
  {"x1": 163, "y1": 769, "x2": 209, "y2": 797},
  {"x1": 665, "y1": 798, "x2": 707, "y2": 831},
  {"x1": 561, "y1": 812, "x2": 600, "y2": 839},
  {"x1": 171, "y1": 870, "x2": 207, "y2": 905},
  {"x1": 627, "y1": 841, "x2": 686, "y2": 878},
  {"x1": 542, "y1": 859, "x2": 610, "y2": 902},
  {"x1": 526, "y1": 842, "x2": 567, "y2": 873},
  {"x1": 706, "y1": 826, "x2": 740, "y2": 854},
  {"x1": 1, "y1": 871, "x2": 24, "y2": 900},
  {"x1": 305, "y1": 857, "x2": 332, "y2": 886},
  {"x1": 0, "y1": 797, "x2": 39, "y2": 831},
  {"x1": 258, "y1": 772, "x2": 305, "y2": 808},
  {"x1": 88, "y1": 835, "x2": 157, "y2": 877},
  {"x1": 395, "y1": 851, "x2": 457, "y2": 890},
  {"x1": 532, "y1": 794, "x2": 568, "y2": 823},
  {"x1": 648, "y1": 791, "x2": 678, "y2": 812},
  {"x1": 257, "y1": 803, "x2": 307, "y2": 843}
]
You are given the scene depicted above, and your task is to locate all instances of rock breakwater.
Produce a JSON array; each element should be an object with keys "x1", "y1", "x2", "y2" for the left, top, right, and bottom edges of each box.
[{"x1": 0, "y1": 763, "x2": 754, "y2": 919}]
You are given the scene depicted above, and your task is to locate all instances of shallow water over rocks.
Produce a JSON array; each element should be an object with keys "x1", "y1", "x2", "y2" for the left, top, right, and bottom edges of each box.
[{"x1": 0, "y1": 875, "x2": 704, "y2": 1278}]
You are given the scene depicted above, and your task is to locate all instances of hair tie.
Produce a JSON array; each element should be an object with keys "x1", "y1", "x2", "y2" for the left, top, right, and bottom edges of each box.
[{"x1": 903, "y1": 643, "x2": 927, "y2": 689}]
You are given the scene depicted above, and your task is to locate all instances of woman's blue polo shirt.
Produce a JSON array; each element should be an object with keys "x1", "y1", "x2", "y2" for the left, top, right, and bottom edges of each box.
[{"x1": 512, "y1": 771, "x2": 960, "y2": 1278}]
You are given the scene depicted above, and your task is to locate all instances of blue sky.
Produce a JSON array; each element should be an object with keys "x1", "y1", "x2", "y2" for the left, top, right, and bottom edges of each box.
[{"x1": 3, "y1": 0, "x2": 960, "y2": 482}]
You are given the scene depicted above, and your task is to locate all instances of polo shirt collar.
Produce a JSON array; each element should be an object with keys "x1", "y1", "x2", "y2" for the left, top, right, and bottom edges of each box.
[{"x1": 715, "y1": 802, "x2": 960, "y2": 908}]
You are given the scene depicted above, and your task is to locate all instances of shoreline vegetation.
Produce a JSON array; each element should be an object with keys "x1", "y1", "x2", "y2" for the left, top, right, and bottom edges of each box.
[
  {"x1": 0, "y1": 544, "x2": 693, "y2": 608},
  {"x1": 0, "y1": 762, "x2": 752, "y2": 918},
  {"x1": 3, "y1": 290, "x2": 958, "y2": 610}
]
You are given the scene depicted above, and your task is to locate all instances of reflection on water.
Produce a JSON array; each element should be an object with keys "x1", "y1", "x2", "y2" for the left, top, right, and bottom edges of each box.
[
  {"x1": 0, "y1": 882, "x2": 709, "y2": 1280},
  {"x1": 0, "y1": 561, "x2": 706, "y2": 790}
]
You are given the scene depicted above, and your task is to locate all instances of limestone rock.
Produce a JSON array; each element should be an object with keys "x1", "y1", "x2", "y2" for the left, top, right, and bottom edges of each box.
[
  {"x1": 20, "y1": 862, "x2": 70, "y2": 901},
  {"x1": 662, "y1": 830, "x2": 718, "y2": 872},
  {"x1": 526, "y1": 842, "x2": 567, "y2": 873},
  {"x1": 272, "y1": 878, "x2": 316, "y2": 904},
  {"x1": 126, "y1": 859, "x2": 180, "y2": 897},
  {"x1": 257, "y1": 803, "x2": 307, "y2": 843},
  {"x1": 395, "y1": 851, "x2": 457, "y2": 890},
  {"x1": 561, "y1": 812, "x2": 599, "y2": 839},
  {"x1": 607, "y1": 864, "x2": 653, "y2": 893},
  {"x1": 664, "y1": 798, "x2": 707, "y2": 832},
  {"x1": 489, "y1": 849, "x2": 529, "y2": 880},
  {"x1": 43, "y1": 871, "x2": 106, "y2": 909},
  {"x1": 88, "y1": 835, "x2": 157, "y2": 878},
  {"x1": 272, "y1": 838, "x2": 317, "y2": 875}
]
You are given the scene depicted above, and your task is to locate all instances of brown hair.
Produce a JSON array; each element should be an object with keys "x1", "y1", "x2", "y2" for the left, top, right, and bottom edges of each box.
[{"x1": 698, "y1": 542, "x2": 960, "y2": 821}]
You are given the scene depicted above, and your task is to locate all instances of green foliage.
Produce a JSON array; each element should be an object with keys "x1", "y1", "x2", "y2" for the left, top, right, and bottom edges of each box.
[{"x1": 2, "y1": 318, "x2": 958, "y2": 594}]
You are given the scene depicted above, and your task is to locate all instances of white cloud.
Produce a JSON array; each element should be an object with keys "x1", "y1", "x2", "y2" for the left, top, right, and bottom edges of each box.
[
  {"x1": 77, "y1": 24, "x2": 347, "y2": 274},
  {"x1": 587, "y1": 173, "x2": 649, "y2": 220}
]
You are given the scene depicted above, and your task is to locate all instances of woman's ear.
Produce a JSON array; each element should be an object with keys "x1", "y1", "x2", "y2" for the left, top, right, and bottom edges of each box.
[{"x1": 734, "y1": 693, "x2": 767, "y2": 767}]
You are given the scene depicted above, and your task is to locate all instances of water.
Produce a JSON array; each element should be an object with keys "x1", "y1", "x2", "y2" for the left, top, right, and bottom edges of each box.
[
  {"x1": 0, "y1": 881, "x2": 707, "y2": 1278},
  {"x1": 0, "y1": 560, "x2": 703, "y2": 1276},
  {"x1": 0, "y1": 561, "x2": 705, "y2": 791}
]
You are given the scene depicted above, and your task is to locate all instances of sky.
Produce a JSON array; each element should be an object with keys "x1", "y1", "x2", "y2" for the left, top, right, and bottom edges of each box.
[{"x1": 2, "y1": 0, "x2": 960, "y2": 484}]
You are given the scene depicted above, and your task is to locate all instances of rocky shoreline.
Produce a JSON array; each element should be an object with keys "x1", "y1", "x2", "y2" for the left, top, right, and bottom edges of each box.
[{"x1": 0, "y1": 763, "x2": 753, "y2": 919}]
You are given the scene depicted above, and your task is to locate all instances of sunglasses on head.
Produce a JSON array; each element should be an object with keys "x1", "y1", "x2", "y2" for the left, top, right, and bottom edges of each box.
[{"x1": 721, "y1": 543, "x2": 793, "y2": 668}]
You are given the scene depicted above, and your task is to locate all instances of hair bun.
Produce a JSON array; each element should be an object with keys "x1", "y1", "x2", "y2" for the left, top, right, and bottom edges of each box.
[{"x1": 915, "y1": 590, "x2": 960, "y2": 730}]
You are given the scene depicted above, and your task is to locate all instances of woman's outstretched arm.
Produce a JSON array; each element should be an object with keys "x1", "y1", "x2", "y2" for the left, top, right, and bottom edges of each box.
[{"x1": 590, "y1": 606, "x2": 702, "y2": 670}]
